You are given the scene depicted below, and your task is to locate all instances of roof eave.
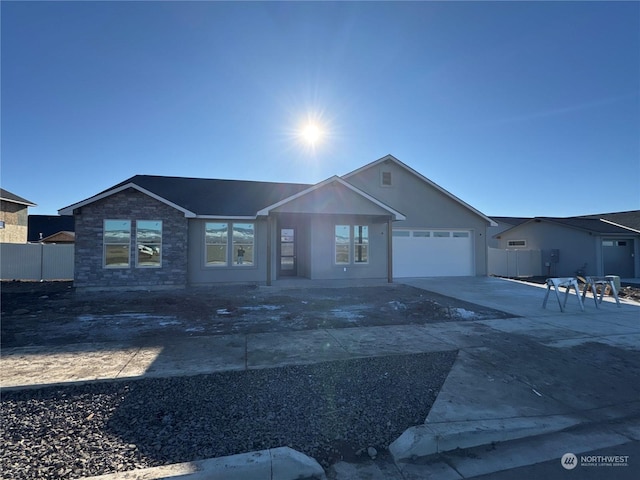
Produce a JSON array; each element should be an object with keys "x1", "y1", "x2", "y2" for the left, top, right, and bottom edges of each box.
[{"x1": 58, "y1": 183, "x2": 196, "y2": 217}]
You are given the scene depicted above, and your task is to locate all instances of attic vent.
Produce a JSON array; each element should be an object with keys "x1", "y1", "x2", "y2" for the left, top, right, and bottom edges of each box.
[{"x1": 381, "y1": 171, "x2": 392, "y2": 186}]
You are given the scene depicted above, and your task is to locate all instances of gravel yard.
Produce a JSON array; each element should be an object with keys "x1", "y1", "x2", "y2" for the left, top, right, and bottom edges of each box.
[{"x1": 1, "y1": 351, "x2": 456, "y2": 480}]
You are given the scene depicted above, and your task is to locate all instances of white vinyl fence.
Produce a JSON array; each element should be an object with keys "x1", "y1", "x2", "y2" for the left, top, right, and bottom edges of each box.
[
  {"x1": 488, "y1": 247, "x2": 542, "y2": 278},
  {"x1": 0, "y1": 243, "x2": 74, "y2": 281}
]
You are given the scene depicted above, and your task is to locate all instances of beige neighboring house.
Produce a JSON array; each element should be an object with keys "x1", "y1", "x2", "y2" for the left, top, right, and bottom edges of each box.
[{"x1": 0, "y1": 189, "x2": 37, "y2": 243}]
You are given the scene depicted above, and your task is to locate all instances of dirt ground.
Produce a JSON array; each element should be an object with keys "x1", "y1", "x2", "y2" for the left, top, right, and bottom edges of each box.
[{"x1": 1, "y1": 281, "x2": 514, "y2": 348}]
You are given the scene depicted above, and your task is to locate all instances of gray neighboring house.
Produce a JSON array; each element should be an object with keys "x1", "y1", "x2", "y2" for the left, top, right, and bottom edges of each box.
[
  {"x1": 59, "y1": 155, "x2": 495, "y2": 289},
  {"x1": 493, "y1": 211, "x2": 640, "y2": 278}
]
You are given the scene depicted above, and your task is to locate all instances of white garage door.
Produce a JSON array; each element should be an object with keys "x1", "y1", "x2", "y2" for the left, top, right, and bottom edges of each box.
[{"x1": 393, "y1": 229, "x2": 474, "y2": 277}]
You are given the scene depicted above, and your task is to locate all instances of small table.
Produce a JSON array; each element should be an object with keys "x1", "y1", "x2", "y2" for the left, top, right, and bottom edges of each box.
[
  {"x1": 542, "y1": 277, "x2": 584, "y2": 312},
  {"x1": 581, "y1": 276, "x2": 621, "y2": 308}
]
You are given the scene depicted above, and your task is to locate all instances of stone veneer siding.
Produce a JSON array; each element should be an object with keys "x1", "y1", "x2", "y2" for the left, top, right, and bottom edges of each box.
[{"x1": 74, "y1": 189, "x2": 188, "y2": 288}]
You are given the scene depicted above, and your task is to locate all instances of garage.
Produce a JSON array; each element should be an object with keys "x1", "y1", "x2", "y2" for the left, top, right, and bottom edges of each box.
[{"x1": 392, "y1": 229, "x2": 474, "y2": 277}]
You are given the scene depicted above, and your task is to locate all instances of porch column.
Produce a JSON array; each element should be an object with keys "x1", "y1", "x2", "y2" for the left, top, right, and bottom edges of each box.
[
  {"x1": 387, "y1": 217, "x2": 393, "y2": 283},
  {"x1": 266, "y1": 214, "x2": 273, "y2": 286}
]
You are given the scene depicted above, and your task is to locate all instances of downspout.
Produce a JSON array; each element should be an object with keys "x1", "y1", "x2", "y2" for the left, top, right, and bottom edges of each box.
[{"x1": 266, "y1": 214, "x2": 272, "y2": 286}]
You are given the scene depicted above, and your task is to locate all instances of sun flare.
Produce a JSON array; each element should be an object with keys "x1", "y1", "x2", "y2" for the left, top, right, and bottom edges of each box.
[{"x1": 301, "y1": 123, "x2": 323, "y2": 145}]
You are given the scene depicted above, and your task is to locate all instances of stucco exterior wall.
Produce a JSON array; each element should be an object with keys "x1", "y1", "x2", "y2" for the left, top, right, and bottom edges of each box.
[
  {"x1": 496, "y1": 221, "x2": 597, "y2": 277},
  {"x1": 0, "y1": 201, "x2": 29, "y2": 243},
  {"x1": 346, "y1": 160, "x2": 490, "y2": 276},
  {"x1": 73, "y1": 189, "x2": 188, "y2": 288},
  {"x1": 187, "y1": 218, "x2": 269, "y2": 285},
  {"x1": 309, "y1": 214, "x2": 388, "y2": 280}
]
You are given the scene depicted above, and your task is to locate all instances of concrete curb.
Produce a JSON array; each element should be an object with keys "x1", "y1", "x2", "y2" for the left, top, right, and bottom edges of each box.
[
  {"x1": 389, "y1": 414, "x2": 584, "y2": 462},
  {"x1": 80, "y1": 446, "x2": 326, "y2": 480}
]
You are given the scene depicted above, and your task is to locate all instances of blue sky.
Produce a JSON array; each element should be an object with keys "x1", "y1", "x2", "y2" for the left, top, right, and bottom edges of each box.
[{"x1": 2, "y1": 1, "x2": 638, "y2": 217}]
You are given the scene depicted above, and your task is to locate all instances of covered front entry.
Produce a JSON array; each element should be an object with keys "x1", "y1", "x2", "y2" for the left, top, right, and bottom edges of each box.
[{"x1": 275, "y1": 215, "x2": 310, "y2": 280}]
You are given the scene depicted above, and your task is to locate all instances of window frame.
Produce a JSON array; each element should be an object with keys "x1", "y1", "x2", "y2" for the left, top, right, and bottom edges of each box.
[
  {"x1": 136, "y1": 220, "x2": 162, "y2": 268},
  {"x1": 205, "y1": 222, "x2": 229, "y2": 267},
  {"x1": 380, "y1": 170, "x2": 392, "y2": 187},
  {"x1": 507, "y1": 239, "x2": 527, "y2": 247},
  {"x1": 335, "y1": 225, "x2": 351, "y2": 265},
  {"x1": 232, "y1": 222, "x2": 255, "y2": 266},
  {"x1": 205, "y1": 221, "x2": 256, "y2": 267},
  {"x1": 354, "y1": 225, "x2": 369, "y2": 264},
  {"x1": 103, "y1": 219, "x2": 131, "y2": 268}
]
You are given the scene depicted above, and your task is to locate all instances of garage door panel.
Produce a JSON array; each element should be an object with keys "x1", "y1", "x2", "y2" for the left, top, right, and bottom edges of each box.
[{"x1": 393, "y1": 230, "x2": 473, "y2": 277}]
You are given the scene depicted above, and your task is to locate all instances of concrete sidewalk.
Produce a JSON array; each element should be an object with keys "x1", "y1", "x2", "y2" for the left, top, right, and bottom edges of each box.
[{"x1": 2, "y1": 277, "x2": 639, "y2": 479}]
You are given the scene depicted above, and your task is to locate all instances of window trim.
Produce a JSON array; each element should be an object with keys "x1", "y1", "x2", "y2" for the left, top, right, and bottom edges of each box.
[
  {"x1": 335, "y1": 224, "x2": 370, "y2": 265},
  {"x1": 205, "y1": 221, "x2": 256, "y2": 268},
  {"x1": 507, "y1": 239, "x2": 527, "y2": 247},
  {"x1": 232, "y1": 222, "x2": 255, "y2": 267},
  {"x1": 205, "y1": 222, "x2": 229, "y2": 267},
  {"x1": 136, "y1": 220, "x2": 162, "y2": 268},
  {"x1": 103, "y1": 219, "x2": 131, "y2": 269},
  {"x1": 335, "y1": 225, "x2": 351, "y2": 265},
  {"x1": 380, "y1": 170, "x2": 392, "y2": 187},
  {"x1": 354, "y1": 225, "x2": 369, "y2": 264}
]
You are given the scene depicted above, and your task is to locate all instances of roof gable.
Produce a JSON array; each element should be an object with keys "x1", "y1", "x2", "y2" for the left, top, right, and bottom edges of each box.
[
  {"x1": 342, "y1": 154, "x2": 496, "y2": 226},
  {"x1": 256, "y1": 176, "x2": 406, "y2": 220}
]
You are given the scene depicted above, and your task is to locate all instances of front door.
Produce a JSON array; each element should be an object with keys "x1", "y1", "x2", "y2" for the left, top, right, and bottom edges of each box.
[{"x1": 279, "y1": 227, "x2": 296, "y2": 276}]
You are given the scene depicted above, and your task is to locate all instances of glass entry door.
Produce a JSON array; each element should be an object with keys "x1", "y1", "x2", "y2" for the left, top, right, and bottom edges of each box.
[{"x1": 279, "y1": 228, "x2": 296, "y2": 276}]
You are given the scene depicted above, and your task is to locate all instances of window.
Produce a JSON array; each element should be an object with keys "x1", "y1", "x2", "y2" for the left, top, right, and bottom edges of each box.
[
  {"x1": 205, "y1": 222, "x2": 255, "y2": 267},
  {"x1": 453, "y1": 231, "x2": 470, "y2": 238},
  {"x1": 381, "y1": 171, "x2": 392, "y2": 186},
  {"x1": 434, "y1": 231, "x2": 450, "y2": 238},
  {"x1": 0, "y1": 220, "x2": 5, "y2": 229},
  {"x1": 104, "y1": 220, "x2": 131, "y2": 268},
  {"x1": 602, "y1": 240, "x2": 614, "y2": 247},
  {"x1": 136, "y1": 220, "x2": 162, "y2": 267},
  {"x1": 233, "y1": 223, "x2": 254, "y2": 266},
  {"x1": 335, "y1": 225, "x2": 350, "y2": 264},
  {"x1": 413, "y1": 231, "x2": 430, "y2": 237},
  {"x1": 354, "y1": 225, "x2": 369, "y2": 263},
  {"x1": 393, "y1": 230, "x2": 410, "y2": 237},
  {"x1": 205, "y1": 222, "x2": 228, "y2": 266},
  {"x1": 507, "y1": 239, "x2": 526, "y2": 247}
]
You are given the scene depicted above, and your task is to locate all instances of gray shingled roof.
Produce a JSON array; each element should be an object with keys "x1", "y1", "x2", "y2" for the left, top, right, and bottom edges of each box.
[
  {"x1": 580, "y1": 211, "x2": 640, "y2": 232},
  {"x1": 0, "y1": 188, "x2": 36, "y2": 206},
  {"x1": 110, "y1": 175, "x2": 312, "y2": 216},
  {"x1": 538, "y1": 216, "x2": 636, "y2": 234}
]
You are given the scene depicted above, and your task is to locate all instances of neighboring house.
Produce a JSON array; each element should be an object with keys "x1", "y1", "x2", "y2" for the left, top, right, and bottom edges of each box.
[
  {"x1": 493, "y1": 212, "x2": 640, "y2": 278},
  {"x1": 487, "y1": 217, "x2": 530, "y2": 248},
  {"x1": 59, "y1": 155, "x2": 496, "y2": 289},
  {"x1": 0, "y1": 189, "x2": 37, "y2": 243},
  {"x1": 28, "y1": 214, "x2": 75, "y2": 243}
]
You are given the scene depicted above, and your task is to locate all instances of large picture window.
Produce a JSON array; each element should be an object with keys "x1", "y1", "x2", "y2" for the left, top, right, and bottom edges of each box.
[
  {"x1": 205, "y1": 222, "x2": 255, "y2": 267},
  {"x1": 104, "y1": 220, "x2": 131, "y2": 268},
  {"x1": 136, "y1": 220, "x2": 162, "y2": 267},
  {"x1": 205, "y1": 222, "x2": 228, "y2": 266},
  {"x1": 354, "y1": 225, "x2": 369, "y2": 263},
  {"x1": 233, "y1": 223, "x2": 254, "y2": 266},
  {"x1": 335, "y1": 225, "x2": 350, "y2": 264}
]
